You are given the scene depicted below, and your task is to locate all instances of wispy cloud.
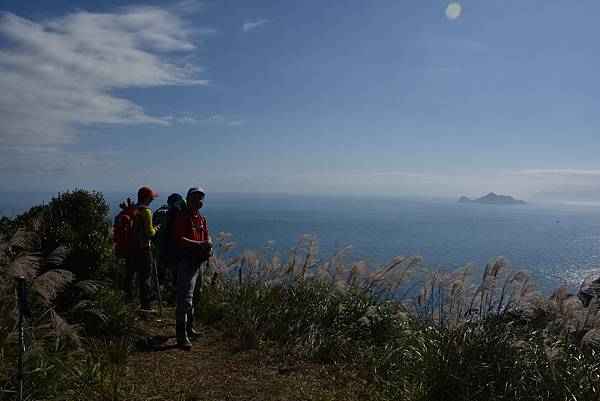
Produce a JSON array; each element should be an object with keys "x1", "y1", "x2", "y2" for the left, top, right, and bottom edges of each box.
[
  {"x1": 167, "y1": 114, "x2": 250, "y2": 126},
  {"x1": 215, "y1": 171, "x2": 458, "y2": 196},
  {"x1": 504, "y1": 169, "x2": 600, "y2": 188},
  {"x1": 505, "y1": 169, "x2": 600, "y2": 180},
  {"x1": 503, "y1": 169, "x2": 600, "y2": 201},
  {"x1": 353, "y1": 171, "x2": 444, "y2": 180},
  {"x1": 190, "y1": 169, "x2": 600, "y2": 200},
  {"x1": 242, "y1": 19, "x2": 269, "y2": 32},
  {"x1": 168, "y1": 0, "x2": 207, "y2": 14},
  {"x1": 425, "y1": 36, "x2": 487, "y2": 52},
  {"x1": 0, "y1": 6, "x2": 212, "y2": 175},
  {"x1": 188, "y1": 168, "x2": 600, "y2": 199},
  {"x1": 197, "y1": 114, "x2": 250, "y2": 126},
  {"x1": 0, "y1": 7, "x2": 211, "y2": 148},
  {"x1": 0, "y1": 145, "x2": 119, "y2": 173},
  {"x1": 231, "y1": 173, "x2": 256, "y2": 180}
]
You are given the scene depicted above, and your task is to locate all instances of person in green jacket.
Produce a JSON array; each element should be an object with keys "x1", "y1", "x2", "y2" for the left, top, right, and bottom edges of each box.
[{"x1": 125, "y1": 186, "x2": 160, "y2": 309}]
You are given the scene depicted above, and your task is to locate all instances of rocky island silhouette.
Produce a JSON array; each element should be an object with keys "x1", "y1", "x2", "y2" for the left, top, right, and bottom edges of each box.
[{"x1": 459, "y1": 192, "x2": 527, "y2": 205}]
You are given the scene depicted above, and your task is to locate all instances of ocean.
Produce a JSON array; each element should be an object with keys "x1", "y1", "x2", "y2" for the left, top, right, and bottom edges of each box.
[{"x1": 2, "y1": 191, "x2": 600, "y2": 292}]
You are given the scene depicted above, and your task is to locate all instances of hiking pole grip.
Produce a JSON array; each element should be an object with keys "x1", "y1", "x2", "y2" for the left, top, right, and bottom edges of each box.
[{"x1": 16, "y1": 276, "x2": 27, "y2": 401}]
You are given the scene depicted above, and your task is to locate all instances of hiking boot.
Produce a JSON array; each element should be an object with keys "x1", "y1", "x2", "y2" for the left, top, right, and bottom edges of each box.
[
  {"x1": 176, "y1": 322, "x2": 192, "y2": 350},
  {"x1": 186, "y1": 312, "x2": 201, "y2": 338}
]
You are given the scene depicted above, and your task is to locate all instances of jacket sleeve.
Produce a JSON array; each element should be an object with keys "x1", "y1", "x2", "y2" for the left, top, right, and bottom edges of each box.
[{"x1": 140, "y1": 208, "x2": 157, "y2": 238}]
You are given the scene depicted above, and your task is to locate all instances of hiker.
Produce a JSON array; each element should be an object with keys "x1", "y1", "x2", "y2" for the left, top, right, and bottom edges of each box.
[
  {"x1": 152, "y1": 193, "x2": 183, "y2": 289},
  {"x1": 114, "y1": 197, "x2": 137, "y2": 303},
  {"x1": 125, "y1": 186, "x2": 160, "y2": 309},
  {"x1": 173, "y1": 187, "x2": 212, "y2": 350},
  {"x1": 153, "y1": 193, "x2": 183, "y2": 228}
]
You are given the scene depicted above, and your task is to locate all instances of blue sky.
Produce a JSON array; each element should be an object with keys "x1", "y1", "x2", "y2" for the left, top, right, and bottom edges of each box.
[{"x1": 1, "y1": 0, "x2": 599, "y2": 201}]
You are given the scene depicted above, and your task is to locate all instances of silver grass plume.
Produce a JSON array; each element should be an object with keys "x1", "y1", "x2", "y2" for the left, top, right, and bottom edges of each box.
[
  {"x1": 582, "y1": 329, "x2": 600, "y2": 348},
  {"x1": 74, "y1": 279, "x2": 103, "y2": 295},
  {"x1": 44, "y1": 245, "x2": 70, "y2": 268},
  {"x1": 4, "y1": 254, "x2": 44, "y2": 281},
  {"x1": 30, "y1": 269, "x2": 76, "y2": 306},
  {"x1": 44, "y1": 310, "x2": 81, "y2": 347},
  {"x1": 9, "y1": 229, "x2": 39, "y2": 253},
  {"x1": 71, "y1": 299, "x2": 109, "y2": 324}
]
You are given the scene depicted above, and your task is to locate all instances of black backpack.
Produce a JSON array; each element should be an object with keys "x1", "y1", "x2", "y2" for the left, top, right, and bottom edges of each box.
[{"x1": 154, "y1": 200, "x2": 188, "y2": 266}]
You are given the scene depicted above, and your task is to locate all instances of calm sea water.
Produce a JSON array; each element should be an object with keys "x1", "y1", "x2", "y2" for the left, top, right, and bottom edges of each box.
[{"x1": 2, "y1": 191, "x2": 600, "y2": 292}]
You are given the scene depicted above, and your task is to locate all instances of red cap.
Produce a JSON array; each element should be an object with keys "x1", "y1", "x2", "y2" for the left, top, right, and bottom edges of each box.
[{"x1": 137, "y1": 186, "x2": 158, "y2": 201}]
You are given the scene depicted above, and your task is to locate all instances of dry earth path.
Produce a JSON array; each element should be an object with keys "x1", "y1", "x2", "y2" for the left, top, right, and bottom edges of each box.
[{"x1": 124, "y1": 311, "x2": 365, "y2": 401}]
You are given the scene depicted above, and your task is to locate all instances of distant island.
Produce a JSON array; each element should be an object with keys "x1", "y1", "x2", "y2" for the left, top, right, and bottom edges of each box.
[{"x1": 459, "y1": 192, "x2": 527, "y2": 205}]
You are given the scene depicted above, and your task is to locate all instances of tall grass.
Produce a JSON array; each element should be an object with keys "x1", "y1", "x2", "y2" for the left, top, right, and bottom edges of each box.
[
  {"x1": 197, "y1": 232, "x2": 600, "y2": 400},
  {"x1": 0, "y1": 190, "x2": 141, "y2": 400}
]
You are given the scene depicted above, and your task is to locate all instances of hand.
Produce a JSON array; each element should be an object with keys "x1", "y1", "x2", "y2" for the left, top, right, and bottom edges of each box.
[
  {"x1": 192, "y1": 241, "x2": 212, "y2": 263},
  {"x1": 197, "y1": 241, "x2": 211, "y2": 251}
]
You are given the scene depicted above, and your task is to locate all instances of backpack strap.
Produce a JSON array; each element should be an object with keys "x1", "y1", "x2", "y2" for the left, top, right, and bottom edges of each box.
[{"x1": 182, "y1": 206, "x2": 193, "y2": 237}]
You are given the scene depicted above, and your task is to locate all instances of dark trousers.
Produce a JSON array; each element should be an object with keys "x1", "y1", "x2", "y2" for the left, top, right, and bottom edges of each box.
[{"x1": 124, "y1": 247, "x2": 152, "y2": 308}]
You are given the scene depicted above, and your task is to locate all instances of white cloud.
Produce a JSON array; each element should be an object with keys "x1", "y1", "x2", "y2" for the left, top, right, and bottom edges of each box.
[
  {"x1": 0, "y1": 145, "x2": 118, "y2": 173},
  {"x1": 197, "y1": 114, "x2": 250, "y2": 126},
  {"x1": 426, "y1": 36, "x2": 487, "y2": 52},
  {"x1": 504, "y1": 169, "x2": 600, "y2": 189},
  {"x1": 0, "y1": 8, "x2": 210, "y2": 148},
  {"x1": 167, "y1": 114, "x2": 249, "y2": 126},
  {"x1": 502, "y1": 169, "x2": 600, "y2": 202},
  {"x1": 231, "y1": 174, "x2": 256, "y2": 180},
  {"x1": 505, "y1": 169, "x2": 600, "y2": 180},
  {"x1": 355, "y1": 171, "x2": 444, "y2": 180},
  {"x1": 213, "y1": 171, "x2": 461, "y2": 197},
  {"x1": 242, "y1": 19, "x2": 269, "y2": 32},
  {"x1": 165, "y1": 116, "x2": 198, "y2": 124},
  {"x1": 186, "y1": 168, "x2": 600, "y2": 200},
  {"x1": 168, "y1": 0, "x2": 207, "y2": 14}
]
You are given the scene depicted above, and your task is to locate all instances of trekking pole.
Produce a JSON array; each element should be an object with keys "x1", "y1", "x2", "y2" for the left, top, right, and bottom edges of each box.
[
  {"x1": 16, "y1": 276, "x2": 29, "y2": 401},
  {"x1": 151, "y1": 245, "x2": 164, "y2": 321},
  {"x1": 206, "y1": 257, "x2": 210, "y2": 280}
]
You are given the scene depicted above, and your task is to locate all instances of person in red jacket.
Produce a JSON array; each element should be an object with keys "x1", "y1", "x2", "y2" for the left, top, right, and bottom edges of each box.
[{"x1": 172, "y1": 187, "x2": 212, "y2": 350}]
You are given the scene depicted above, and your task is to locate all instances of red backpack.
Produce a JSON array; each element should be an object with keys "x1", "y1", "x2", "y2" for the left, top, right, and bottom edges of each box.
[{"x1": 113, "y1": 206, "x2": 139, "y2": 258}]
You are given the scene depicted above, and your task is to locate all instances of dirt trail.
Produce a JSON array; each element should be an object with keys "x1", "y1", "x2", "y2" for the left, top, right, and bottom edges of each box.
[{"x1": 125, "y1": 312, "x2": 361, "y2": 401}]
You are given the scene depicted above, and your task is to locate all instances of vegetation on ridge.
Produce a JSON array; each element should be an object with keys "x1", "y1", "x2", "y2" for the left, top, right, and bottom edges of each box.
[{"x1": 1, "y1": 189, "x2": 599, "y2": 400}]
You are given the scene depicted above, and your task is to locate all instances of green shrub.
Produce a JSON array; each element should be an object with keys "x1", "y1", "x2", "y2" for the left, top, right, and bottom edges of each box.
[
  {"x1": 39, "y1": 189, "x2": 112, "y2": 281},
  {"x1": 0, "y1": 189, "x2": 140, "y2": 400}
]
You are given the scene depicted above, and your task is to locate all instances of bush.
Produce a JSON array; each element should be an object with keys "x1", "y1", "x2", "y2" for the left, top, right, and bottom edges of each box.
[
  {"x1": 39, "y1": 189, "x2": 113, "y2": 281},
  {"x1": 0, "y1": 189, "x2": 141, "y2": 400}
]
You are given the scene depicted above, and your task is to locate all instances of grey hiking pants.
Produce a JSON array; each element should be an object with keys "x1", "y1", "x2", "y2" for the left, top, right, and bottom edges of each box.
[{"x1": 175, "y1": 257, "x2": 203, "y2": 322}]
